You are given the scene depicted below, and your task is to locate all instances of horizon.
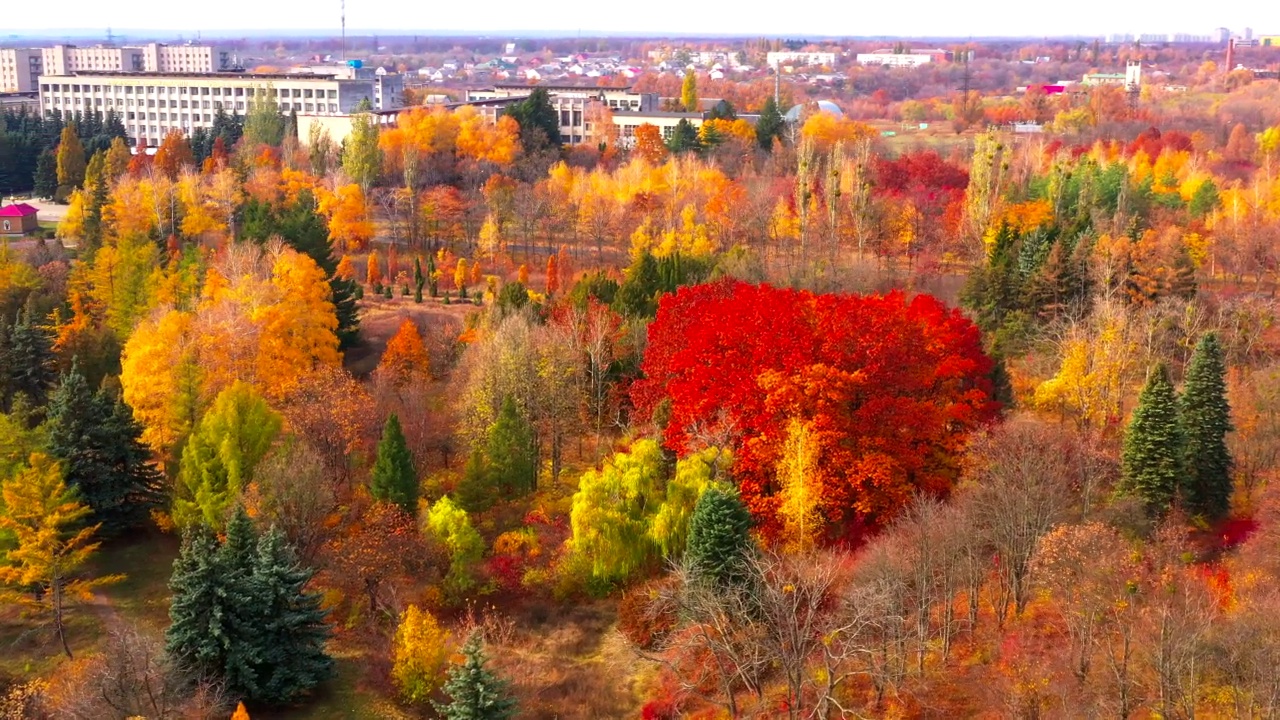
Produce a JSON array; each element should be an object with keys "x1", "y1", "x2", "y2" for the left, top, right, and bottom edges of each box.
[{"x1": 0, "y1": 0, "x2": 1263, "y2": 42}]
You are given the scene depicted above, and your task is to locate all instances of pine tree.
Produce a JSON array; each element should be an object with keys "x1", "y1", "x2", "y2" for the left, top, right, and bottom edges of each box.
[
  {"x1": 165, "y1": 524, "x2": 226, "y2": 679},
  {"x1": 46, "y1": 360, "x2": 163, "y2": 535},
  {"x1": 370, "y1": 414, "x2": 418, "y2": 511},
  {"x1": 1121, "y1": 363, "x2": 1187, "y2": 514},
  {"x1": 487, "y1": 396, "x2": 536, "y2": 495},
  {"x1": 33, "y1": 149, "x2": 57, "y2": 199},
  {"x1": 248, "y1": 527, "x2": 334, "y2": 704},
  {"x1": 755, "y1": 96, "x2": 785, "y2": 151},
  {"x1": 2, "y1": 308, "x2": 57, "y2": 413},
  {"x1": 432, "y1": 634, "x2": 518, "y2": 720},
  {"x1": 1180, "y1": 333, "x2": 1233, "y2": 519},
  {"x1": 685, "y1": 485, "x2": 753, "y2": 587}
]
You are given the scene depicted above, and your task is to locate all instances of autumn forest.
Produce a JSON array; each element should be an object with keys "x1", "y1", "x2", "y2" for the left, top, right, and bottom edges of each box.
[{"x1": 4, "y1": 44, "x2": 1280, "y2": 720}]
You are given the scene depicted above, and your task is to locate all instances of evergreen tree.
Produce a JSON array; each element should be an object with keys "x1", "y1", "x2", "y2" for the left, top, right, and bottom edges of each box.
[
  {"x1": 249, "y1": 527, "x2": 334, "y2": 704},
  {"x1": 165, "y1": 524, "x2": 226, "y2": 679},
  {"x1": 2, "y1": 308, "x2": 57, "y2": 413},
  {"x1": 33, "y1": 149, "x2": 57, "y2": 199},
  {"x1": 755, "y1": 96, "x2": 785, "y2": 150},
  {"x1": 219, "y1": 507, "x2": 265, "y2": 700},
  {"x1": 486, "y1": 396, "x2": 536, "y2": 495},
  {"x1": 432, "y1": 634, "x2": 517, "y2": 720},
  {"x1": 684, "y1": 485, "x2": 753, "y2": 587},
  {"x1": 371, "y1": 414, "x2": 418, "y2": 511},
  {"x1": 46, "y1": 360, "x2": 163, "y2": 535},
  {"x1": 503, "y1": 88, "x2": 561, "y2": 151},
  {"x1": 666, "y1": 119, "x2": 703, "y2": 155},
  {"x1": 1180, "y1": 333, "x2": 1233, "y2": 519},
  {"x1": 1121, "y1": 363, "x2": 1187, "y2": 514},
  {"x1": 456, "y1": 449, "x2": 493, "y2": 513}
]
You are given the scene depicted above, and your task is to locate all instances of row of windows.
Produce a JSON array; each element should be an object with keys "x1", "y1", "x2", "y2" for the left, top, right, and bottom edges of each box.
[
  {"x1": 45, "y1": 96, "x2": 341, "y2": 115},
  {"x1": 41, "y1": 83, "x2": 339, "y2": 99}
]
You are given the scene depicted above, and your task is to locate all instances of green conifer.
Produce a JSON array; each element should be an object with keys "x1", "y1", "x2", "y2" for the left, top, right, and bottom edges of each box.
[
  {"x1": 46, "y1": 360, "x2": 163, "y2": 534},
  {"x1": 371, "y1": 414, "x2": 418, "y2": 511},
  {"x1": 487, "y1": 397, "x2": 536, "y2": 495},
  {"x1": 1, "y1": 308, "x2": 57, "y2": 413},
  {"x1": 165, "y1": 524, "x2": 226, "y2": 680},
  {"x1": 432, "y1": 634, "x2": 517, "y2": 720},
  {"x1": 249, "y1": 527, "x2": 334, "y2": 704},
  {"x1": 684, "y1": 485, "x2": 754, "y2": 587},
  {"x1": 1180, "y1": 333, "x2": 1233, "y2": 519},
  {"x1": 1121, "y1": 363, "x2": 1187, "y2": 514}
]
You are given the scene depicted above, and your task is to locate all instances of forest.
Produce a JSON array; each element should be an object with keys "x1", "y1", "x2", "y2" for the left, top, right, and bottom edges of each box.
[{"x1": 2, "y1": 64, "x2": 1280, "y2": 720}]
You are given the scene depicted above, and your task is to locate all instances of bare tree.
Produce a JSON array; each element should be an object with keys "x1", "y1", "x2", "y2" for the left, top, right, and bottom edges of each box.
[{"x1": 963, "y1": 416, "x2": 1073, "y2": 625}]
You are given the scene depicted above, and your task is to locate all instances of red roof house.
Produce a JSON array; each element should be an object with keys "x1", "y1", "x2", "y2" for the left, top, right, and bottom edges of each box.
[{"x1": 0, "y1": 203, "x2": 39, "y2": 235}]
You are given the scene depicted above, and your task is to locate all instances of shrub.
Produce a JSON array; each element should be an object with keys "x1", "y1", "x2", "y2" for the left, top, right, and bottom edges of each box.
[{"x1": 391, "y1": 605, "x2": 453, "y2": 704}]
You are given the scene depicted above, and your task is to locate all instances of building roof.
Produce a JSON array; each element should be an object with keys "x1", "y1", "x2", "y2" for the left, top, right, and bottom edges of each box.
[
  {"x1": 44, "y1": 70, "x2": 340, "y2": 81},
  {"x1": 0, "y1": 203, "x2": 38, "y2": 217}
]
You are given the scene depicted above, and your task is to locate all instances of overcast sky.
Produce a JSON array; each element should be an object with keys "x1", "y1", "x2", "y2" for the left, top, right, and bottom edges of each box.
[{"x1": 3, "y1": 0, "x2": 1263, "y2": 39}]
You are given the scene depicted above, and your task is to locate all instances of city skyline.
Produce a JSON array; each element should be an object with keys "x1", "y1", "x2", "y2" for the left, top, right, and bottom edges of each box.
[{"x1": 0, "y1": 0, "x2": 1264, "y2": 41}]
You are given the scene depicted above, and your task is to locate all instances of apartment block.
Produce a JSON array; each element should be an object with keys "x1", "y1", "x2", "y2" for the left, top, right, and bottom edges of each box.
[
  {"x1": 0, "y1": 49, "x2": 43, "y2": 92},
  {"x1": 463, "y1": 83, "x2": 694, "y2": 147},
  {"x1": 40, "y1": 43, "x2": 231, "y2": 75},
  {"x1": 39, "y1": 71, "x2": 382, "y2": 146},
  {"x1": 767, "y1": 51, "x2": 837, "y2": 68}
]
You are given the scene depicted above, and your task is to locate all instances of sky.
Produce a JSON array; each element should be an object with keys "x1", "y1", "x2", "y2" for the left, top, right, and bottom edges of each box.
[{"x1": 2, "y1": 0, "x2": 1266, "y2": 39}]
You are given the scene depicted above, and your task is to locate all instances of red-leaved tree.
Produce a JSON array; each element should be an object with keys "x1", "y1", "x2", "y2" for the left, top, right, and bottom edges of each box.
[{"x1": 631, "y1": 280, "x2": 998, "y2": 543}]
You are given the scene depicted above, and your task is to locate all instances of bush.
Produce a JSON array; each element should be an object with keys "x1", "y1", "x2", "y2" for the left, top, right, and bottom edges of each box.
[{"x1": 616, "y1": 577, "x2": 679, "y2": 650}]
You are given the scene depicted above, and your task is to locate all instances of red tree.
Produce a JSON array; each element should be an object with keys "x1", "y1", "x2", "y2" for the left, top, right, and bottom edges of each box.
[{"x1": 631, "y1": 280, "x2": 998, "y2": 542}]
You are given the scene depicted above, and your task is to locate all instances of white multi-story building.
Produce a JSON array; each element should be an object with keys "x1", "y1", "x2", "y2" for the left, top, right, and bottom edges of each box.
[
  {"x1": 856, "y1": 52, "x2": 935, "y2": 68},
  {"x1": 767, "y1": 51, "x2": 837, "y2": 68},
  {"x1": 39, "y1": 71, "x2": 387, "y2": 147},
  {"x1": 41, "y1": 43, "x2": 231, "y2": 76},
  {"x1": 0, "y1": 49, "x2": 43, "y2": 92}
]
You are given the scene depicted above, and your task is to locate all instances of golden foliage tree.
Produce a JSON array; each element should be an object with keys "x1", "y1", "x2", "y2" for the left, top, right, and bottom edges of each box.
[
  {"x1": 391, "y1": 604, "x2": 453, "y2": 704},
  {"x1": 0, "y1": 454, "x2": 122, "y2": 658}
]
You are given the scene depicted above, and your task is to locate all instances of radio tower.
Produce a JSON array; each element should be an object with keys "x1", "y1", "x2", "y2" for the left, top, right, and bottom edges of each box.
[{"x1": 341, "y1": 0, "x2": 346, "y2": 61}]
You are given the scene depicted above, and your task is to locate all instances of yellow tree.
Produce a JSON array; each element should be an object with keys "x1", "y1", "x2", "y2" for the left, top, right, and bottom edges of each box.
[
  {"x1": 255, "y1": 249, "x2": 341, "y2": 398},
  {"x1": 367, "y1": 249, "x2": 383, "y2": 289},
  {"x1": 318, "y1": 183, "x2": 375, "y2": 252},
  {"x1": 0, "y1": 453, "x2": 123, "y2": 658},
  {"x1": 1035, "y1": 302, "x2": 1141, "y2": 428},
  {"x1": 120, "y1": 310, "x2": 202, "y2": 461},
  {"x1": 391, "y1": 604, "x2": 452, "y2": 704},
  {"x1": 775, "y1": 418, "x2": 824, "y2": 551}
]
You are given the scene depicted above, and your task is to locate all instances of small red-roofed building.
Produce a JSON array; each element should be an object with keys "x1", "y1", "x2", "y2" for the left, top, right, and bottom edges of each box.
[{"x1": 0, "y1": 203, "x2": 38, "y2": 235}]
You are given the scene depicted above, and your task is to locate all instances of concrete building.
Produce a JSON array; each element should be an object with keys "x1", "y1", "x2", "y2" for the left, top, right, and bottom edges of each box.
[
  {"x1": 39, "y1": 71, "x2": 386, "y2": 147},
  {"x1": 294, "y1": 62, "x2": 404, "y2": 110},
  {"x1": 0, "y1": 49, "x2": 43, "y2": 92},
  {"x1": 856, "y1": 52, "x2": 934, "y2": 68},
  {"x1": 766, "y1": 51, "x2": 837, "y2": 68},
  {"x1": 42, "y1": 45, "x2": 146, "y2": 75},
  {"x1": 40, "y1": 43, "x2": 230, "y2": 75},
  {"x1": 0, "y1": 92, "x2": 40, "y2": 113},
  {"x1": 461, "y1": 83, "x2": 693, "y2": 147}
]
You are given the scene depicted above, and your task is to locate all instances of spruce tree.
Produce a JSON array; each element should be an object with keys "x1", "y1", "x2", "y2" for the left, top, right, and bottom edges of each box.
[
  {"x1": 755, "y1": 96, "x2": 785, "y2": 150},
  {"x1": 1180, "y1": 333, "x2": 1233, "y2": 519},
  {"x1": 432, "y1": 634, "x2": 517, "y2": 720},
  {"x1": 2, "y1": 308, "x2": 57, "y2": 413},
  {"x1": 165, "y1": 524, "x2": 226, "y2": 680},
  {"x1": 46, "y1": 360, "x2": 163, "y2": 535},
  {"x1": 1121, "y1": 363, "x2": 1187, "y2": 514},
  {"x1": 456, "y1": 449, "x2": 493, "y2": 513},
  {"x1": 371, "y1": 414, "x2": 418, "y2": 511},
  {"x1": 249, "y1": 527, "x2": 334, "y2": 704},
  {"x1": 219, "y1": 508, "x2": 265, "y2": 701},
  {"x1": 33, "y1": 149, "x2": 57, "y2": 199},
  {"x1": 487, "y1": 396, "x2": 536, "y2": 495},
  {"x1": 685, "y1": 486, "x2": 754, "y2": 587}
]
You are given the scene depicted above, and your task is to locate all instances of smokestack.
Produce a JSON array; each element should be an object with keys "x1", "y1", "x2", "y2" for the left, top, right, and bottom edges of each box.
[{"x1": 1226, "y1": 37, "x2": 1235, "y2": 74}]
